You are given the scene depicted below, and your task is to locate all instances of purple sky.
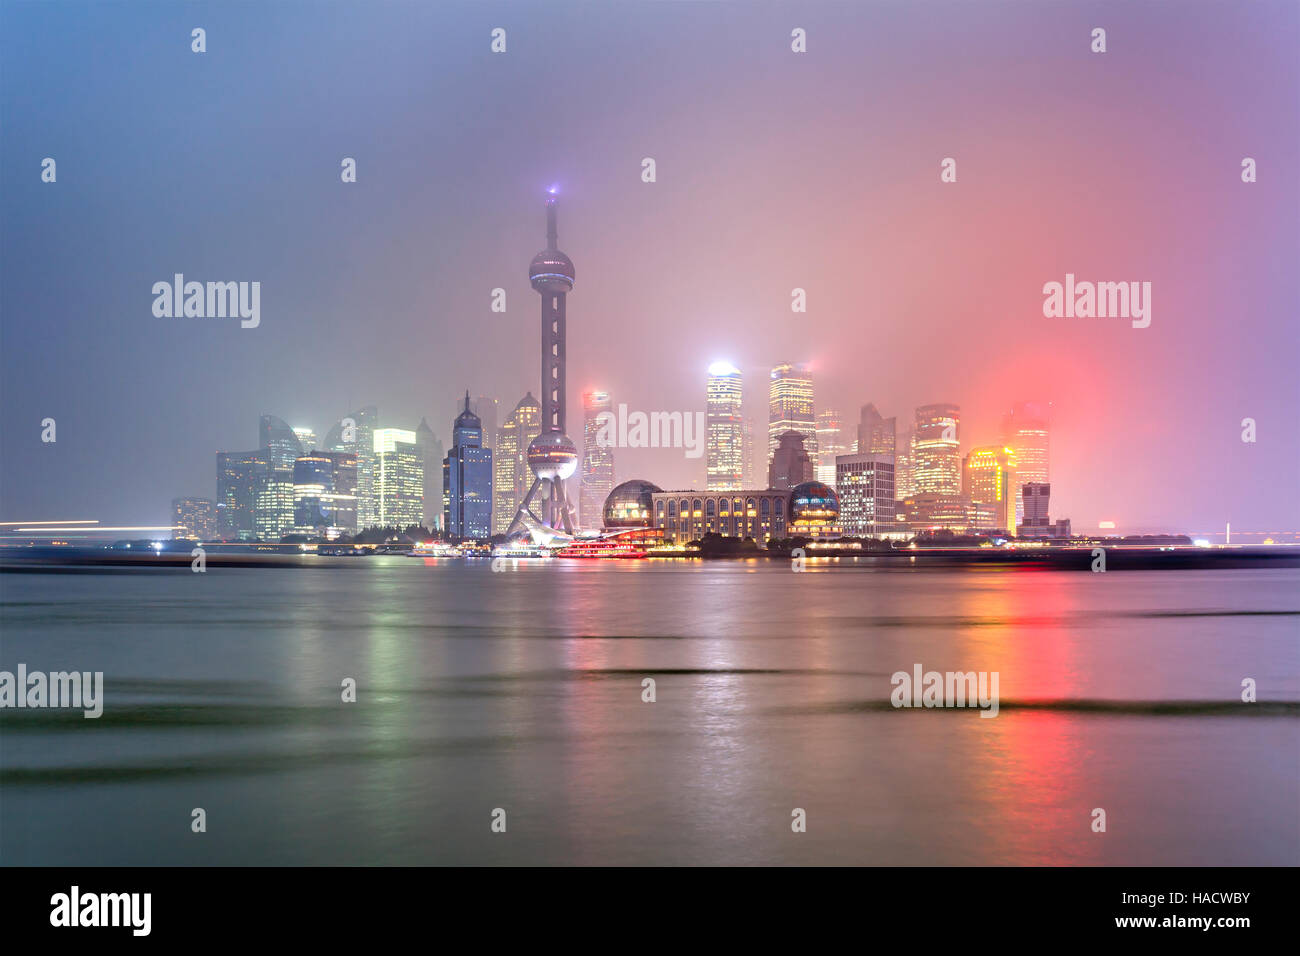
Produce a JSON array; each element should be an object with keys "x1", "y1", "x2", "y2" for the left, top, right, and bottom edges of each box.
[{"x1": 2, "y1": 0, "x2": 1296, "y2": 534}]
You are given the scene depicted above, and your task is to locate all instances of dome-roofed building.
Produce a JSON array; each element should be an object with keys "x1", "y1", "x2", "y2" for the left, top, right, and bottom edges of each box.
[
  {"x1": 789, "y1": 480, "x2": 841, "y2": 537},
  {"x1": 602, "y1": 479, "x2": 663, "y2": 529}
]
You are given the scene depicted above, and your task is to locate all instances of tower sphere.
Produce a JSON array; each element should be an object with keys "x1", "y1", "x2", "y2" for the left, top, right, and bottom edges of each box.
[
  {"x1": 602, "y1": 479, "x2": 663, "y2": 529},
  {"x1": 528, "y1": 431, "x2": 578, "y2": 481},
  {"x1": 529, "y1": 249, "x2": 575, "y2": 293},
  {"x1": 789, "y1": 481, "x2": 840, "y2": 521}
]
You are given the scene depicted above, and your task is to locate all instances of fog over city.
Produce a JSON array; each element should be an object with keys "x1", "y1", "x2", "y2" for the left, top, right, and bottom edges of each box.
[{"x1": 3, "y1": 0, "x2": 1296, "y2": 533}]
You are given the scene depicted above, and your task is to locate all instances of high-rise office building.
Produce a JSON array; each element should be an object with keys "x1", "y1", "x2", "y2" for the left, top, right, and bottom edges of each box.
[
  {"x1": 857, "y1": 404, "x2": 897, "y2": 458},
  {"x1": 414, "y1": 418, "x2": 443, "y2": 530},
  {"x1": 325, "y1": 406, "x2": 378, "y2": 529},
  {"x1": 815, "y1": 407, "x2": 845, "y2": 486},
  {"x1": 253, "y1": 470, "x2": 296, "y2": 540},
  {"x1": 1002, "y1": 401, "x2": 1050, "y2": 523},
  {"x1": 835, "y1": 454, "x2": 896, "y2": 536},
  {"x1": 215, "y1": 450, "x2": 269, "y2": 540},
  {"x1": 259, "y1": 415, "x2": 304, "y2": 471},
  {"x1": 445, "y1": 392, "x2": 494, "y2": 539},
  {"x1": 580, "y1": 389, "x2": 616, "y2": 527},
  {"x1": 912, "y1": 403, "x2": 961, "y2": 495},
  {"x1": 768, "y1": 430, "x2": 814, "y2": 490},
  {"x1": 963, "y1": 446, "x2": 1018, "y2": 531},
  {"x1": 373, "y1": 428, "x2": 424, "y2": 528},
  {"x1": 706, "y1": 362, "x2": 744, "y2": 491},
  {"x1": 293, "y1": 451, "x2": 357, "y2": 537},
  {"x1": 894, "y1": 425, "x2": 916, "y2": 498},
  {"x1": 768, "y1": 362, "x2": 817, "y2": 464},
  {"x1": 292, "y1": 426, "x2": 317, "y2": 453},
  {"x1": 1021, "y1": 481, "x2": 1051, "y2": 533},
  {"x1": 171, "y1": 497, "x2": 216, "y2": 540},
  {"x1": 494, "y1": 392, "x2": 541, "y2": 534}
]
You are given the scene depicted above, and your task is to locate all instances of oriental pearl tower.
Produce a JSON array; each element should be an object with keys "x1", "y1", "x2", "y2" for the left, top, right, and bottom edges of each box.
[{"x1": 507, "y1": 189, "x2": 578, "y2": 541}]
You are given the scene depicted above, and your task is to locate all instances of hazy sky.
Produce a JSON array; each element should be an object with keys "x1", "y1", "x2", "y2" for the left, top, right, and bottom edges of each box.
[{"x1": 2, "y1": 0, "x2": 1297, "y2": 533}]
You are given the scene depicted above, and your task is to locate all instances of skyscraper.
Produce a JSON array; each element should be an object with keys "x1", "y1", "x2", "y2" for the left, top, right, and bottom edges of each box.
[
  {"x1": 768, "y1": 430, "x2": 814, "y2": 490},
  {"x1": 768, "y1": 362, "x2": 817, "y2": 464},
  {"x1": 815, "y1": 407, "x2": 845, "y2": 486},
  {"x1": 1021, "y1": 482, "x2": 1051, "y2": 534},
  {"x1": 494, "y1": 392, "x2": 541, "y2": 535},
  {"x1": 259, "y1": 415, "x2": 304, "y2": 471},
  {"x1": 912, "y1": 403, "x2": 961, "y2": 495},
  {"x1": 1002, "y1": 401, "x2": 1051, "y2": 523},
  {"x1": 414, "y1": 418, "x2": 443, "y2": 530},
  {"x1": 472, "y1": 397, "x2": 499, "y2": 452},
  {"x1": 857, "y1": 403, "x2": 897, "y2": 458},
  {"x1": 963, "y1": 446, "x2": 1018, "y2": 531},
  {"x1": 742, "y1": 416, "x2": 757, "y2": 488},
  {"x1": 834, "y1": 454, "x2": 896, "y2": 536},
  {"x1": 580, "y1": 389, "x2": 615, "y2": 527},
  {"x1": 444, "y1": 392, "x2": 493, "y2": 539},
  {"x1": 894, "y1": 424, "x2": 916, "y2": 498},
  {"x1": 325, "y1": 406, "x2": 378, "y2": 530},
  {"x1": 706, "y1": 362, "x2": 744, "y2": 491},
  {"x1": 292, "y1": 426, "x2": 317, "y2": 454},
  {"x1": 215, "y1": 450, "x2": 269, "y2": 540},
  {"x1": 171, "y1": 497, "x2": 216, "y2": 540},
  {"x1": 508, "y1": 191, "x2": 578, "y2": 539},
  {"x1": 253, "y1": 470, "x2": 295, "y2": 540},
  {"x1": 293, "y1": 451, "x2": 357, "y2": 537},
  {"x1": 373, "y1": 428, "x2": 424, "y2": 528}
]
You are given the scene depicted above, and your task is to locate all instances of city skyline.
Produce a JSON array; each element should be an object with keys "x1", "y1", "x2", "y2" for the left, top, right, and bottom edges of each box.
[{"x1": 2, "y1": 1, "x2": 1296, "y2": 536}]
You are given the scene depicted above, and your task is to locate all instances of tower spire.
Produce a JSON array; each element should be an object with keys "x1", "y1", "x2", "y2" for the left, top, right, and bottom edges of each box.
[{"x1": 546, "y1": 195, "x2": 558, "y2": 250}]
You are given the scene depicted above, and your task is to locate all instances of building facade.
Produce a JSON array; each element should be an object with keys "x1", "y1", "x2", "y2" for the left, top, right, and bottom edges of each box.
[
  {"x1": 494, "y1": 392, "x2": 540, "y2": 534},
  {"x1": 835, "y1": 453, "x2": 896, "y2": 536},
  {"x1": 768, "y1": 362, "x2": 817, "y2": 464},
  {"x1": 1002, "y1": 401, "x2": 1050, "y2": 524},
  {"x1": 963, "y1": 446, "x2": 1018, "y2": 531},
  {"x1": 580, "y1": 389, "x2": 616, "y2": 527},
  {"x1": 706, "y1": 363, "x2": 744, "y2": 490},
  {"x1": 444, "y1": 394, "x2": 493, "y2": 539},
  {"x1": 651, "y1": 490, "x2": 790, "y2": 545},
  {"x1": 768, "y1": 430, "x2": 814, "y2": 490},
  {"x1": 373, "y1": 428, "x2": 424, "y2": 528},
  {"x1": 293, "y1": 451, "x2": 357, "y2": 537},
  {"x1": 912, "y1": 403, "x2": 961, "y2": 495},
  {"x1": 171, "y1": 497, "x2": 217, "y2": 540},
  {"x1": 815, "y1": 407, "x2": 845, "y2": 487},
  {"x1": 415, "y1": 418, "x2": 443, "y2": 531}
]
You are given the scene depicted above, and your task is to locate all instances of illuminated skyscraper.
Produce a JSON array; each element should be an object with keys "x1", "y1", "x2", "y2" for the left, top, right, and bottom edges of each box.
[
  {"x1": 706, "y1": 362, "x2": 744, "y2": 490},
  {"x1": 445, "y1": 392, "x2": 493, "y2": 539},
  {"x1": 912, "y1": 403, "x2": 961, "y2": 495},
  {"x1": 963, "y1": 445, "x2": 1018, "y2": 531},
  {"x1": 508, "y1": 191, "x2": 579, "y2": 539},
  {"x1": 172, "y1": 497, "x2": 216, "y2": 540},
  {"x1": 742, "y1": 416, "x2": 757, "y2": 488},
  {"x1": 768, "y1": 362, "x2": 817, "y2": 464},
  {"x1": 815, "y1": 407, "x2": 845, "y2": 486},
  {"x1": 857, "y1": 404, "x2": 896, "y2": 458},
  {"x1": 834, "y1": 454, "x2": 896, "y2": 536},
  {"x1": 894, "y1": 425, "x2": 916, "y2": 498},
  {"x1": 253, "y1": 470, "x2": 295, "y2": 540},
  {"x1": 259, "y1": 415, "x2": 304, "y2": 471},
  {"x1": 495, "y1": 392, "x2": 541, "y2": 534},
  {"x1": 325, "y1": 406, "x2": 378, "y2": 529},
  {"x1": 1002, "y1": 401, "x2": 1051, "y2": 523},
  {"x1": 373, "y1": 428, "x2": 424, "y2": 528},
  {"x1": 1021, "y1": 482, "x2": 1051, "y2": 533},
  {"x1": 292, "y1": 426, "x2": 317, "y2": 453},
  {"x1": 580, "y1": 389, "x2": 615, "y2": 527},
  {"x1": 215, "y1": 450, "x2": 268, "y2": 540},
  {"x1": 294, "y1": 451, "x2": 357, "y2": 537}
]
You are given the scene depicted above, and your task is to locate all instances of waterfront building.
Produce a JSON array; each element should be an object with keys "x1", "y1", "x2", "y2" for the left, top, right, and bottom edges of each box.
[
  {"x1": 788, "y1": 481, "x2": 842, "y2": 538},
  {"x1": 651, "y1": 489, "x2": 790, "y2": 545},
  {"x1": 815, "y1": 407, "x2": 846, "y2": 487},
  {"x1": 215, "y1": 450, "x2": 269, "y2": 540},
  {"x1": 253, "y1": 470, "x2": 295, "y2": 540},
  {"x1": 293, "y1": 451, "x2": 358, "y2": 537},
  {"x1": 835, "y1": 453, "x2": 896, "y2": 536},
  {"x1": 373, "y1": 428, "x2": 424, "y2": 528},
  {"x1": 324, "y1": 406, "x2": 378, "y2": 529},
  {"x1": 171, "y1": 497, "x2": 216, "y2": 540},
  {"x1": 1002, "y1": 401, "x2": 1050, "y2": 523},
  {"x1": 414, "y1": 418, "x2": 443, "y2": 530},
  {"x1": 1020, "y1": 481, "x2": 1051, "y2": 534},
  {"x1": 963, "y1": 446, "x2": 1018, "y2": 531}
]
